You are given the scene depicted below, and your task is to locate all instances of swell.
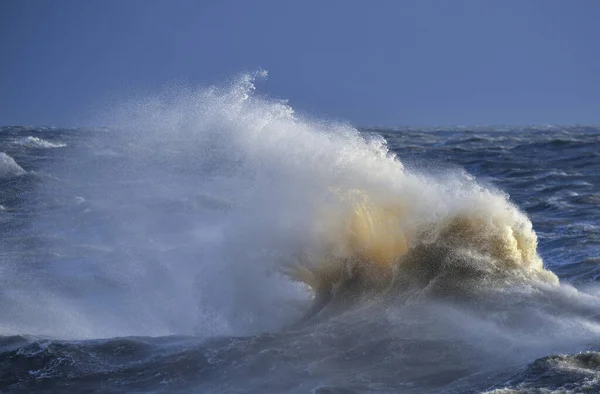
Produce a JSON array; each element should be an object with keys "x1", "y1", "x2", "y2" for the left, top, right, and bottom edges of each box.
[
  {"x1": 0, "y1": 335, "x2": 212, "y2": 393},
  {"x1": 486, "y1": 351, "x2": 600, "y2": 393}
]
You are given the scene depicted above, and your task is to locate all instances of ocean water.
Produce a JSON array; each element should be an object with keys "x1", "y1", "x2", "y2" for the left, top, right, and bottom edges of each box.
[{"x1": 1, "y1": 75, "x2": 599, "y2": 393}]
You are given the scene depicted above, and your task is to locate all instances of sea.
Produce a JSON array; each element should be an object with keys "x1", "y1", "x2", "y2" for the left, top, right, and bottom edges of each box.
[{"x1": 1, "y1": 74, "x2": 599, "y2": 393}]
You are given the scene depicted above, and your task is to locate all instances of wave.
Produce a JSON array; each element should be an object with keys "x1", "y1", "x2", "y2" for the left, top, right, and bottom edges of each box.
[
  {"x1": 486, "y1": 351, "x2": 600, "y2": 393},
  {"x1": 3, "y1": 71, "x2": 596, "y2": 342},
  {"x1": 287, "y1": 186, "x2": 559, "y2": 317},
  {"x1": 0, "y1": 334, "x2": 208, "y2": 392},
  {"x1": 18, "y1": 136, "x2": 67, "y2": 149},
  {"x1": 0, "y1": 152, "x2": 26, "y2": 180}
]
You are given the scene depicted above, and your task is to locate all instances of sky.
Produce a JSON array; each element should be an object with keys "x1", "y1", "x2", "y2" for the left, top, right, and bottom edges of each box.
[{"x1": 1, "y1": 0, "x2": 599, "y2": 127}]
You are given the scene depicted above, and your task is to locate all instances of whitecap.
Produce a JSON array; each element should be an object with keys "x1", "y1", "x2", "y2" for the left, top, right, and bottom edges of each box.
[
  {"x1": 0, "y1": 152, "x2": 26, "y2": 180},
  {"x1": 19, "y1": 136, "x2": 67, "y2": 149}
]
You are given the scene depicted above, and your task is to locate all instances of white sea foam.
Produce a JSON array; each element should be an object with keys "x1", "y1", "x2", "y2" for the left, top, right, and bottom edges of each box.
[
  {"x1": 19, "y1": 136, "x2": 66, "y2": 148},
  {"x1": 0, "y1": 152, "x2": 26, "y2": 180}
]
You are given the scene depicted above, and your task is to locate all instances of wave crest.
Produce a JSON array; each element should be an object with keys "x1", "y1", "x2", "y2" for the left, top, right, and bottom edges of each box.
[
  {"x1": 0, "y1": 152, "x2": 26, "y2": 180},
  {"x1": 19, "y1": 136, "x2": 66, "y2": 149},
  {"x1": 288, "y1": 187, "x2": 559, "y2": 314}
]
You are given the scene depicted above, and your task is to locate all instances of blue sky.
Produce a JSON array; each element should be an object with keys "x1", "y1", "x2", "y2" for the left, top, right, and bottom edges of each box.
[{"x1": 1, "y1": 0, "x2": 599, "y2": 126}]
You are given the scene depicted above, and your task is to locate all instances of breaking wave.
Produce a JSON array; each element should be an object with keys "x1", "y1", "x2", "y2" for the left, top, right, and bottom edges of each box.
[
  {"x1": 7, "y1": 71, "x2": 597, "y2": 344},
  {"x1": 18, "y1": 136, "x2": 67, "y2": 148},
  {"x1": 0, "y1": 152, "x2": 26, "y2": 180},
  {"x1": 288, "y1": 186, "x2": 559, "y2": 317},
  {"x1": 96, "y1": 71, "x2": 562, "y2": 328}
]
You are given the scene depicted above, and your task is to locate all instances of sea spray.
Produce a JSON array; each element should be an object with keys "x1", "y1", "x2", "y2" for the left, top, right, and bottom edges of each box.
[
  {"x1": 2, "y1": 72, "x2": 577, "y2": 340},
  {"x1": 0, "y1": 76, "x2": 600, "y2": 392}
]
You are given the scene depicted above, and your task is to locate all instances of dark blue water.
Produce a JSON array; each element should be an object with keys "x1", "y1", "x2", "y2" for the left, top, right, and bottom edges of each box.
[
  {"x1": 376, "y1": 126, "x2": 600, "y2": 279},
  {"x1": 0, "y1": 118, "x2": 599, "y2": 394}
]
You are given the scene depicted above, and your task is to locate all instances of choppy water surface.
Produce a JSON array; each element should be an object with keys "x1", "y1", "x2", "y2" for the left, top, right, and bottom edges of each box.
[{"x1": 1, "y1": 77, "x2": 599, "y2": 393}]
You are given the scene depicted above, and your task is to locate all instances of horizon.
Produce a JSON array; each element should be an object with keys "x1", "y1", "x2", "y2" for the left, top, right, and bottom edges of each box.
[{"x1": 3, "y1": 123, "x2": 599, "y2": 131}]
